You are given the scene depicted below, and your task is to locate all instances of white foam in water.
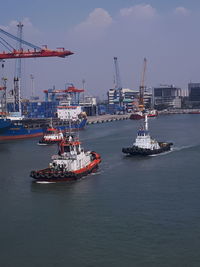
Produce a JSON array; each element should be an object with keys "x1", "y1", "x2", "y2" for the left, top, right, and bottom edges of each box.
[
  {"x1": 90, "y1": 171, "x2": 101, "y2": 176},
  {"x1": 150, "y1": 145, "x2": 197, "y2": 157},
  {"x1": 37, "y1": 143, "x2": 47, "y2": 146},
  {"x1": 150, "y1": 150, "x2": 173, "y2": 157},
  {"x1": 36, "y1": 181, "x2": 56, "y2": 184},
  {"x1": 172, "y1": 145, "x2": 195, "y2": 151}
]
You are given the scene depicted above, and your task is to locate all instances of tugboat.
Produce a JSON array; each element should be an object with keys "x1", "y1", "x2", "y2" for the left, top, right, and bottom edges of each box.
[
  {"x1": 129, "y1": 109, "x2": 158, "y2": 120},
  {"x1": 30, "y1": 134, "x2": 101, "y2": 182},
  {"x1": 122, "y1": 114, "x2": 173, "y2": 156},
  {"x1": 38, "y1": 119, "x2": 64, "y2": 145},
  {"x1": 129, "y1": 111, "x2": 144, "y2": 120}
]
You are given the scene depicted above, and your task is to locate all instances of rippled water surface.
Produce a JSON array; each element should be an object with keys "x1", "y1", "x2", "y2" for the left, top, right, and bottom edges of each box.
[{"x1": 1, "y1": 115, "x2": 200, "y2": 267}]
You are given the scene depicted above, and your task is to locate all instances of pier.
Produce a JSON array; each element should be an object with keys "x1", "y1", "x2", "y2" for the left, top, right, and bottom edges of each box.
[
  {"x1": 87, "y1": 109, "x2": 200, "y2": 125},
  {"x1": 87, "y1": 114, "x2": 130, "y2": 124},
  {"x1": 158, "y1": 109, "x2": 200, "y2": 115}
]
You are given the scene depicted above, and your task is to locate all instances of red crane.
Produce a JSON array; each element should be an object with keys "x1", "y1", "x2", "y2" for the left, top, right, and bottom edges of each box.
[
  {"x1": 0, "y1": 28, "x2": 74, "y2": 59},
  {"x1": 44, "y1": 85, "x2": 84, "y2": 104}
]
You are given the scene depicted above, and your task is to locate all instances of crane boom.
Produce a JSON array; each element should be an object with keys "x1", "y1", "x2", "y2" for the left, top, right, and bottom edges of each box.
[
  {"x1": 139, "y1": 57, "x2": 147, "y2": 110},
  {"x1": 113, "y1": 57, "x2": 122, "y2": 90},
  {"x1": 0, "y1": 48, "x2": 74, "y2": 59},
  {"x1": 0, "y1": 28, "x2": 74, "y2": 59}
]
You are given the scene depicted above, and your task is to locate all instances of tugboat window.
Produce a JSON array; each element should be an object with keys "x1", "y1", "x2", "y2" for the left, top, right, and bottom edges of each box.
[{"x1": 64, "y1": 146, "x2": 70, "y2": 152}]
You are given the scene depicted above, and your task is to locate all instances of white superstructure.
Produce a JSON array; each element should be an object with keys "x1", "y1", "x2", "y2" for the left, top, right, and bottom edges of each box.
[
  {"x1": 50, "y1": 135, "x2": 92, "y2": 172},
  {"x1": 57, "y1": 105, "x2": 82, "y2": 121},
  {"x1": 134, "y1": 115, "x2": 160, "y2": 150},
  {"x1": 43, "y1": 129, "x2": 63, "y2": 141}
]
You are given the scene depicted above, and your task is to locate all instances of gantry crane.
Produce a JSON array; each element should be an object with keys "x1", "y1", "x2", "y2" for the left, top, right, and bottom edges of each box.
[
  {"x1": 0, "y1": 78, "x2": 7, "y2": 115},
  {"x1": 0, "y1": 28, "x2": 74, "y2": 59},
  {"x1": 138, "y1": 57, "x2": 147, "y2": 111},
  {"x1": 0, "y1": 24, "x2": 74, "y2": 115},
  {"x1": 44, "y1": 85, "x2": 84, "y2": 104}
]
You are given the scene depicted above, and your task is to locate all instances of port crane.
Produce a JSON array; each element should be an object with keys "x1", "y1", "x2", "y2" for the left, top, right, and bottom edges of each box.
[
  {"x1": 0, "y1": 28, "x2": 74, "y2": 59},
  {"x1": 0, "y1": 24, "x2": 74, "y2": 116},
  {"x1": 138, "y1": 57, "x2": 147, "y2": 111},
  {"x1": 113, "y1": 57, "x2": 123, "y2": 108},
  {"x1": 44, "y1": 85, "x2": 84, "y2": 104}
]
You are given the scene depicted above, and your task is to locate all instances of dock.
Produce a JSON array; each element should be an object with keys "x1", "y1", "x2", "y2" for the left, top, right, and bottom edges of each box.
[{"x1": 87, "y1": 114, "x2": 130, "y2": 124}]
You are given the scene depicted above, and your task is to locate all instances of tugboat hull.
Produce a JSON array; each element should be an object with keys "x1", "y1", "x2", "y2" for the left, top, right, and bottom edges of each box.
[
  {"x1": 122, "y1": 142, "x2": 173, "y2": 156},
  {"x1": 30, "y1": 152, "x2": 101, "y2": 182},
  {"x1": 38, "y1": 139, "x2": 63, "y2": 145}
]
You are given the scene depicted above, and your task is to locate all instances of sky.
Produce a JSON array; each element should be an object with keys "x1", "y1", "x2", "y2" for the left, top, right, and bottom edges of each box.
[{"x1": 0, "y1": 0, "x2": 200, "y2": 99}]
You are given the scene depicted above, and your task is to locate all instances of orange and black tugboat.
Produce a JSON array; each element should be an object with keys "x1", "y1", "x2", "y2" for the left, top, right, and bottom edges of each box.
[{"x1": 31, "y1": 134, "x2": 101, "y2": 182}]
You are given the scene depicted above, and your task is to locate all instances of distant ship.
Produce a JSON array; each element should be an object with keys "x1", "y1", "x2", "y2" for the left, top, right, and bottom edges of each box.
[
  {"x1": 38, "y1": 124, "x2": 64, "y2": 145},
  {"x1": 122, "y1": 114, "x2": 173, "y2": 156},
  {"x1": 0, "y1": 106, "x2": 87, "y2": 141},
  {"x1": 129, "y1": 109, "x2": 158, "y2": 120}
]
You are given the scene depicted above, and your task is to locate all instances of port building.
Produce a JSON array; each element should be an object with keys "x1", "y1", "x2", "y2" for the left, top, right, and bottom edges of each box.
[
  {"x1": 107, "y1": 87, "x2": 152, "y2": 113},
  {"x1": 152, "y1": 85, "x2": 182, "y2": 109},
  {"x1": 188, "y1": 83, "x2": 200, "y2": 101}
]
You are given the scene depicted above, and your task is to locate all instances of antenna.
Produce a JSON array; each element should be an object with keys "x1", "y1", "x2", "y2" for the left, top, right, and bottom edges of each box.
[
  {"x1": 68, "y1": 112, "x2": 71, "y2": 136},
  {"x1": 30, "y1": 74, "x2": 34, "y2": 98}
]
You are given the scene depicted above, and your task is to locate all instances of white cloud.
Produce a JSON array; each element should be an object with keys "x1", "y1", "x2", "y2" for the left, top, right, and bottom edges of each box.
[
  {"x1": 74, "y1": 8, "x2": 113, "y2": 31},
  {"x1": 174, "y1": 7, "x2": 191, "y2": 16},
  {"x1": 0, "y1": 18, "x2": 39, "y2": 33},
  {"x1": 0, "y1": 18, "x2": 43, "y2": 49},
  {"x1": 120, "y1": 4, "x2": 157, "y2": 19}
]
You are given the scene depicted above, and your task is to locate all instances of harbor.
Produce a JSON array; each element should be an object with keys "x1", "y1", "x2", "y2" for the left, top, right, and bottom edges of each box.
[
  {"x1": 0, "y1": 115, "x2": 200, "y2": 267},
  {"x1": 1, "y1": 3, "x2": 200, "y2": 266},
  {"x1": 87, "y1": 114, "x2": 130, "y2": 124}
]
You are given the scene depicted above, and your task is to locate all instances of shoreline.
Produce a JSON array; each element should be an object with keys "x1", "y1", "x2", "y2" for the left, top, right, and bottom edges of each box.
[
  {"x1": 87, "y1": 109, "x2": 200, "y2": 124},
  {"x1": 87, "y1": 114, "x2": 129, "y2": 124}
]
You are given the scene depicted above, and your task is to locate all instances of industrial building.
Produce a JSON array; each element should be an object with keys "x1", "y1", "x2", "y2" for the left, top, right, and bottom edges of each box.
[
  {"x1": 107, "y1": 88, "x2": 138, "y2": 113},
  {"x1": 153, "y1": 85, "x2": 182, "y2": 109},
  {"x1": 188, "y1": 83, "x2": 200, "y2": 101},
  {"x1": 107, "y1": 87, "x2": 153, "y2": 113},
  {"x1": 181, "y1": 83, "x2": 200, "y2": 108}
]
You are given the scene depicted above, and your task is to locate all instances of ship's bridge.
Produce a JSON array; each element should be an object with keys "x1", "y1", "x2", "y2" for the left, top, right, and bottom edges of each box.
[{"x1": 137, "y1": 130, "x2": 149, "y2": 136}]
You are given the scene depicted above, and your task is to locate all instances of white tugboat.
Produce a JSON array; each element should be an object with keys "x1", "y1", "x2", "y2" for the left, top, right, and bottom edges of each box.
[
  {"x1": 38, "y1": 127, "x2": 64, "y2": 145},
  {"x1": 31, "y1": 134, "x2": 101, "y2": 182},
  {"x1": 38, "y1": 118, "x2": 64, "y2": 145},
  {"x1": 122, "y1": 114, "x2": 173, "y2": 156}
]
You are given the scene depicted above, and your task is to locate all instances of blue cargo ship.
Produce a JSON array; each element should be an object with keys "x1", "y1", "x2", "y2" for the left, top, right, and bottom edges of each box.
[
  {"x1": 0, "y1": 116, "x2": 87, "y2": 141},
  {"x1": 0, "y1": 118, "x2": 12, "y2": 130}
]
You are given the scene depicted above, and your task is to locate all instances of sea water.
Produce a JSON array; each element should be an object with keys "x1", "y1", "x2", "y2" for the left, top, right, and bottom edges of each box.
[{"x1": 0, "y1": 114, "x2": 200, "y2": 267}]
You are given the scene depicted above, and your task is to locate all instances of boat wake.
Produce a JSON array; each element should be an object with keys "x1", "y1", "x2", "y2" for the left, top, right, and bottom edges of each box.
[
  {"x1": 172, "y1": 144, "x2": 197, "y2": 152},
  {"x1": 90, "y1": 170, "x2": 101, "y2": 176},
  {"x1": 150, "y1": 145, "x2": 197, "y2": 157},
  {"x1": 36, "y1": 181, "x2": 56, "y2": 184},
  {"x1": 149, "y1": 150, "x2": 173, "y2": 157},
  {"x1": 37, "y1": 143, "x2": 48, "y2": 146}
]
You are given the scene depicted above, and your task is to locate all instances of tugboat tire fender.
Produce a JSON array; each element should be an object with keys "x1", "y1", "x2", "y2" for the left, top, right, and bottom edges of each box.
[
  {"x1": 35, "y1": 172, "x2": 40, "y2": 178},
  {"x1": 46, "y1": 173, "x2": 53, "y2": 179},
  {"x1": 30, "y1": 171, "x2": 35, "y2": 177},
  {"x1": 59, "y1": 173, "x2": 65, "y2": 178}
]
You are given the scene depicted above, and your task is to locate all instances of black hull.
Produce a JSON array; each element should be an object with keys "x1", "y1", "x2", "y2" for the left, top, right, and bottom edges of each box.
[
  {"x1": 30, "y1": 152, "x2": 101, "y2": 182},
  {"x1": 38, "y1": 140, "x2": 61, "y2": 145},
  {"x1": 30, "y1": 165, "x2": 99, "y2": 182},
  {"x1": 122, "y1": 142, "x2": 173, "y2": 156}
]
